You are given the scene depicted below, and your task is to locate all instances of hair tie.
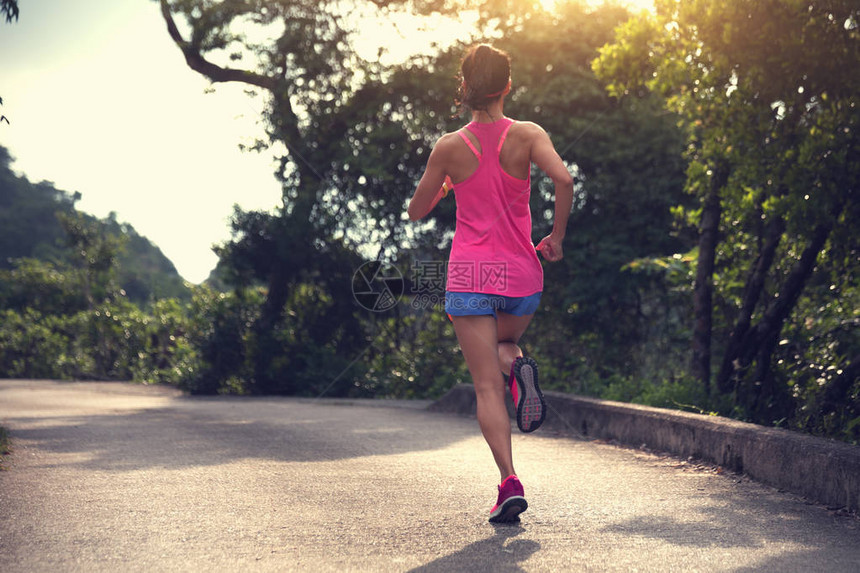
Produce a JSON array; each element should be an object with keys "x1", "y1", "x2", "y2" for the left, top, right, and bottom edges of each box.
[{"x1": 461, "y1": 80, "x2": 509, "y2": 99}]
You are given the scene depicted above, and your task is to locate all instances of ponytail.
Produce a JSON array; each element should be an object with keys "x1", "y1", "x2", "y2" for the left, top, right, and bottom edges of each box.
[{"x1": 456, "y1": 44, "x2": 511, "y2": 113}]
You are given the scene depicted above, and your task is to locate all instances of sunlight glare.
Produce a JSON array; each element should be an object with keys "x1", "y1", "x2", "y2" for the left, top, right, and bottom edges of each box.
[
  {"x1": 539, "y1": 0, "x2": 655, "y2": 14},
  {"x1": 351, "y1": 9, "x2": 479, "y2": 66}
]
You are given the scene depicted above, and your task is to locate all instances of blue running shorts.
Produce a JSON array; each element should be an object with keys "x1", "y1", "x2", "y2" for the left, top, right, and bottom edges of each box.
[{"x1": 445, "y1": 291, "x2": 542, "y2": 318}]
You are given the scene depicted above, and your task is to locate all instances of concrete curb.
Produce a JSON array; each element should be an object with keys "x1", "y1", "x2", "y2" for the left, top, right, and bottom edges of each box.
[{"x1": 428, "y1": 383, "x2": 860, "y2": 512}]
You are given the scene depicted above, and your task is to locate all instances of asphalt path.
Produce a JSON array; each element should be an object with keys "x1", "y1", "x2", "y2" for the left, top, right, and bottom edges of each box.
[{"x1": 1, "y1": 379, "x2": 858, "y2": 572}]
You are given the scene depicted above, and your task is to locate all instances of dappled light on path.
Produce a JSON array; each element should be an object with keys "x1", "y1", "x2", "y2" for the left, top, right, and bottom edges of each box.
[{"x1": 1, "y1": 380, "x2": 858, "y2": 572}]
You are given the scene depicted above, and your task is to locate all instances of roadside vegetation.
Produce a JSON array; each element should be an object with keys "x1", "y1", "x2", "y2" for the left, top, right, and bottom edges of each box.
[
  {"x1": 0, "y1": 426, "x2": 11, "y2": 469},
  {"x1": 1, "y1": 0, "x2": 857, "y2": 444}
]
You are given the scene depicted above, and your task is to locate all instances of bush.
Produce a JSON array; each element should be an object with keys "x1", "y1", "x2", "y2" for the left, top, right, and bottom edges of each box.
[
  {"x1": 0, "y1": 296, "x2": 196, "y2": 384},
  {"x1": 178, "y1": 285, "x2": 262, "y2": 394},
  {"x1": 362, "y1": 305, "x2": 468, "y2": 399},
  {"x1": 0, "y1": 309, "x2": 72, "y2": 379}
]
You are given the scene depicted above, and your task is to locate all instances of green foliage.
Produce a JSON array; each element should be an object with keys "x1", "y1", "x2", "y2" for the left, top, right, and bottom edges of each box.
[
  {"x1": 205, "y1": 0, "x2": 690, "y2": 403},
  {"x1": 363, "y1": 307, "x2": 469, "y2": 399},
  {"x1": 58, "y1": 211, "x2": 125, "y2": 308},
  {"x1": 594, "y1": 0, "x2": 860, "y2": 437},
  {"x1": 0, "y1": 258, "x2": 86, "y2": 315},
  {"x1": 1, "y1": 0, "x2": 19, "y2": 128},
  {"x1": 179, "y1": 278, "x2": 373, "y2": 397},
  {"x1": 0, "y1": 296, "x2": 196, "y2": 383},
  {"x1": 2, "y1": 0, "x2": 854, "y2": 447},
  {"x1": 1, "y1": 0, "x2": 18, "y2": 23},
  {"x1": 772, "y1": 255, "x2": 860, "y2": 443},
  {"x1": 601, "y1": 374, "x2": 710, "y2": 413},
  {"x1": 487, "y1": 2, "x2": 691, "y2": 390},
  {"x1": 103, "y1": 216, "x2": 190, "y2": 302},
  {"x1": 180, "y1": 286, "x2": 260, "y2": 394},
  {"x1": 142, "y1": 298, "x2": 198, "y2": 385},
  {"x1": 0, "y1": 425, "x2": 10, "y2": 469},
  {"x1": 0, "y1": 147, "x2": 196, "y2": 384},
  {"x1": 265, "y1": 281, "x2": 367, "y2": 397},
  {"x1": 0, "y1": 147, "x2": 190, "y2": 303},
  {"x1": 0, "y1": 148, "x2": 78, "y2": 265},
  {"x1": 0, "y1": 309, "x2": 74, "y2": 379}
]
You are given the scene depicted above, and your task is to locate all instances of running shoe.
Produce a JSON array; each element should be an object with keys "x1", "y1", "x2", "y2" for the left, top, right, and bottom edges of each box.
[
  {"x1": 510, "y1": 357, "x2": 546, "y2": 433},
  {"x1": 489, "y1": 475, "x2": 528, "y2": 523}
]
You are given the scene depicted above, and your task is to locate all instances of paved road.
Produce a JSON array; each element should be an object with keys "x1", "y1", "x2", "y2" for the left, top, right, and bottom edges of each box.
[{"x1": 1, "y1": 379, "x2": 858, "y2": 572}]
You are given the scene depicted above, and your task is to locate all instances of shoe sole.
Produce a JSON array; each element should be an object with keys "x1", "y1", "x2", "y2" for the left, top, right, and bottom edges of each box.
[
  {"x1": 513, "y1": 357, "x2": 545, "y2": 433},
  {"x1": 489, "y1": 495, "x2": 528, "y2": 523}
]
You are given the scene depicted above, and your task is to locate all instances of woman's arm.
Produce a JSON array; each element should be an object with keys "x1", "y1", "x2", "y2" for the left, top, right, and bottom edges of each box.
[
  {"x1": 530, "y1": 125, "x2": 573, "y2": 262},
  {"x1": 407, "y1": 137, "x2": 452, "y2": 221}
]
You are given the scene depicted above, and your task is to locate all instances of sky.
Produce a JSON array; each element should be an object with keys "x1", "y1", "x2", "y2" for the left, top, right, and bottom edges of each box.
[
  {"x1": 1, "y1": 0, "x2": 652, "y2": 284},
  {"x1": 1, "y1": 0, "x2": 288, "y2": 283}
]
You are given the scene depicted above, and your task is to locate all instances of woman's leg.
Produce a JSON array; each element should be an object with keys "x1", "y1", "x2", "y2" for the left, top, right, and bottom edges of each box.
[
  {"x1": 451, "y1": 315, "x2": 515, "y2": 481},
  {"x1": 497, "y1": 311, "x2": 545, "y2": 433},
  {"x1": 496, "y1": 311, "x2": 535, "y2": 377}
]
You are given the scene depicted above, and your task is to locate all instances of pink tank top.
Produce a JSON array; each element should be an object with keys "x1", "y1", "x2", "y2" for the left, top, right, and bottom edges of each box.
[{"x1": 446, "y1": 118, "x2": 543, "y2": 296}]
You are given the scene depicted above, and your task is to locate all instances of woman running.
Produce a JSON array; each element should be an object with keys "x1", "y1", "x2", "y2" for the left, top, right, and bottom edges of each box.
[{"x1": 408, "y1": 44, "x2": 574, "y2": 523}]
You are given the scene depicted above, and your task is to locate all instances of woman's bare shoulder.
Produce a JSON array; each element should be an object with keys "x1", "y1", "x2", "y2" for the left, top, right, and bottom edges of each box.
[
  {"x1": 432, "y1": 131, "x2": 467, "y2": 152},
  {"x1": 510, "y1": 120, "x2": 547, "y2": 138},
  {"x1": 439, "y1": 130, "x2": 466, "y2": 144}
]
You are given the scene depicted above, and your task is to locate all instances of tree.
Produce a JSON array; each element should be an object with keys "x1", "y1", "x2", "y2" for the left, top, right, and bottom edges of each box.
[
  {"x1": 156, "y1": 0, "x2": 481, "y2": 392},
  {"x1": 1, "y1": 0, "x2": 17, "y2": 22},
  {"x1": 0, "y1": 146, "x2": 188, "y2": 303},
  {"x1": 594, "y1": 0, "x2": 859, "y2": 422},
  {"x1": 157, "y1": 0, "x2": 369, "y2": 390},
  {"x1": 489, "y1": 2, "x2": 689, "y2": 389},
  {"x1": 328, "y1": 2, "x2": 691, "y2": 395},
  {"x1": 1, "y1": 0, "x2": 18, "y2": 124},
  {"x1": 0, "y1": 148, "x2": 80, "y2": 266},
  {"x1": 157, "y1": 0, "x2": 699, "y2": 396}
]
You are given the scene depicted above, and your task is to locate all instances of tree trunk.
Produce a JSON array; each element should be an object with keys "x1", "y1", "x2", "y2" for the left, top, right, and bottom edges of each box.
[
  {"x1": 821, "y1": 353, "x2": 860, "y2": 415},
  {"x1": 731, "y1": 218, "x2": 837, "y2": 393},
  {"x1": 747, "y1": 328, "x2": 781, "y2": 420},
  {"x1": 716, "y1": 214, "x2": 785, "y2": 393},
  {"x1": 251, "y1": 190, "x2": 317, "y2": 394},
  {"x1": 692, "y1": 162, "x2": 729, "y2": 396},
  {"x1": 159, "y1": 1, "x2": 275, "y2": 91}
]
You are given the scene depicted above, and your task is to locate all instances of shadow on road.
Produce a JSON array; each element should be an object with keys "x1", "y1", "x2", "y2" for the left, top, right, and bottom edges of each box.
[
  {"x1": 408, "y1": 524, "x2": 539, "y2": 572},
  {"x1": 600, "y1": 488, "x2": 860, "y2": 570},
  {"x1": 4, "y1": 394, "x2": 476, "y2": 472},
  {"x1": 4, "y1": 381, "x2": 860, "y2": 571}
]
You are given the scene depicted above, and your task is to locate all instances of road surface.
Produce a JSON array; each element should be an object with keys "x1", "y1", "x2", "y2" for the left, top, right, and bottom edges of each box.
[{"x1": 1, "y1": 379, "x2": 858, "y2": 572}]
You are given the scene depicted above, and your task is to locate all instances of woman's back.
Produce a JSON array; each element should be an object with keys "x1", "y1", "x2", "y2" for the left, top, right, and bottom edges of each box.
[
  {"x1": 441, "y1": 119, "x2": 540, "y2": 185},
  {"x1": 444, "y1": 117, "x2": 543, "y2": 297}
]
